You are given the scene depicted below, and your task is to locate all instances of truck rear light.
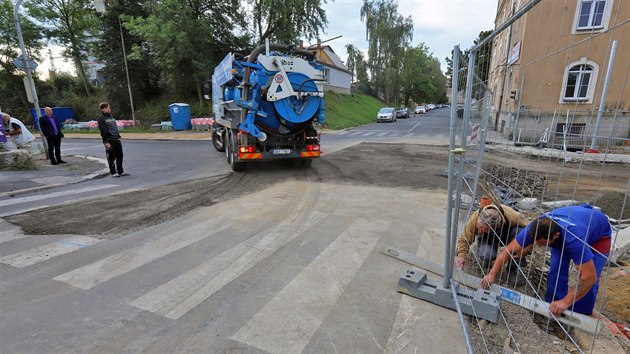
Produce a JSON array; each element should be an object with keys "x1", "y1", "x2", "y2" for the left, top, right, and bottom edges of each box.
[
  {"x1": 239, "y1": 146, "x2": 256, "y2": 153},
  {"x1": 306, "y1": 144, "x2": 320, "y2": 151}
]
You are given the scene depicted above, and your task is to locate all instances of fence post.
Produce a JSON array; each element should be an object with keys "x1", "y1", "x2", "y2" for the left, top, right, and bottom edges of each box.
[
  {"x1": 444, "y1": 45, "x2": 460, "y2": 289},
  {"x1": 590, "y1": 40, "x2": 617, "y2": 151}
]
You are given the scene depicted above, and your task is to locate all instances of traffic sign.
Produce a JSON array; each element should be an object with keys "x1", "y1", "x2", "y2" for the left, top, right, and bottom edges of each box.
[{"x1": 13, "y1": 54, "x2": 38, "y2": 71}]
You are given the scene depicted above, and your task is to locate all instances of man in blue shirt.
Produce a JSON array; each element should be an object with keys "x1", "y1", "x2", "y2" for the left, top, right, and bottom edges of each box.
[{"x1": 481, "y1": 204, "x2": 611, "y2": 316}]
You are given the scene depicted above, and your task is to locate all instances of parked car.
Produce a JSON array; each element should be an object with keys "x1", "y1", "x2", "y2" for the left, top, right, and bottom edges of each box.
[
  {"x1": 376, "y1": 107, "x2": 396, "y2": 123},
  {"x1": 414, "y1": 105, "x2": 426, "y2": 114},
  {"x1": 396, "y1": 107, "x2": 409, "y2": 118}
]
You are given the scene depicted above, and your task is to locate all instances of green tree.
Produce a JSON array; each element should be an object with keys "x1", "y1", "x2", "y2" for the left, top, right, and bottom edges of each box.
[
  {"x1": 93, "y1": 0, "x2": 163, "y2": 118},
  {"x1": 124, "y1": 0, "x2": 248, "y2": 103},
  {"x1": 360, "y1": 0, "x2": 412, "y2": 105},
  {"x1": 400, "y1": 44, "x2": 432, "y2": 104},
  {"x1": 28, "y1": 0, "x2": 99, "y2": 96},
  {"x1": 0, "y1": 0, "x2": 43, "y2": 121},
  {"x1": 250, "y1": 0, "x2": 328, "y2": 45},
  {"x1": 345, "y1": 43, "x2": 358, "y2": 82},
  {"x1": 427, "y1": 56, "x2": 447, "y2": 104}
]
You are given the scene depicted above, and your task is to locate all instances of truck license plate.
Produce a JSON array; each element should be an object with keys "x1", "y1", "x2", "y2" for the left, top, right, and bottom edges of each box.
[{"x1": 272, "y1": 149, "x2": 292, "y2": 155}]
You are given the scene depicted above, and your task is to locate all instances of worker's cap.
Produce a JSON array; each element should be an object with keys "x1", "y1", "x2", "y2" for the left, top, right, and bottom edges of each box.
[{"x1": 478, "y1": 205, "x2": 505, "y2": 228}]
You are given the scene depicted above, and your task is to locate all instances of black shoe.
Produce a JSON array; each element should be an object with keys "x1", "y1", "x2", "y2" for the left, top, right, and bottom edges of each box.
[
  {"x1": 51, "y1": 161, "x2": 58, "y2": 165},
  {"x1": 58, "y1": 160, "x2": 67, "y2": 163}
]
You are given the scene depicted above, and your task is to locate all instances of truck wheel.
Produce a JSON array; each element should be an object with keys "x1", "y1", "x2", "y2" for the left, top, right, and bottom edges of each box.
[
  {"x1": 226, "y1": 130, "x2": 245, "y2": 172},
  {"x1": 301, "y1": 159, "x2": 313, "y2": 167},
  {"x1": 212, "y1": 127, "x2": 225, "y2": 152}
]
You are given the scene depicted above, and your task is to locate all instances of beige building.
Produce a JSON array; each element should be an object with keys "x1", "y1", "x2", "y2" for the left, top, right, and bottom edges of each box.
[{"x1": 488, "y1": 0, "x2": 629, "y2": 147}]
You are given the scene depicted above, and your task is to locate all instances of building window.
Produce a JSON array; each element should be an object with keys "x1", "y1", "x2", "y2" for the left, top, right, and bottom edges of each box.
[
  {"x1": 323, "y1": 68, "x2": 330, "y2": 84},
  {"x1": 555, "y1": 123, "x2": 586, "y2": 139},
  {"x1": 576, "y1": 0, "x2": 607, "y2": 30},
  {"x1": 563, "y1": 64, "x2": 593, "y2": 101}
]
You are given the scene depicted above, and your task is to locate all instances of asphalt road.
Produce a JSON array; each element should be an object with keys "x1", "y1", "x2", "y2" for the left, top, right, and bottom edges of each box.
[{"x1": 0, "y1": 107, "x2": 467, "y2": 353}]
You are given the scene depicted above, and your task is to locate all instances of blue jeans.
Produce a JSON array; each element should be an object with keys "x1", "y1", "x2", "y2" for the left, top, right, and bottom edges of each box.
[{"x1": 545, "y1": 248, "x2": 608, "y2": 315}]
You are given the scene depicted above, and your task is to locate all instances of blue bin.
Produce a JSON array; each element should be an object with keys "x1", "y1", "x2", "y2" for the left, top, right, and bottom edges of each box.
[
  {"x1": 169, "y1": 103, "x2": 192, "y2": 131},
  {"x1": 31, "y1": 107, "x2": 74, "y2": 131}
]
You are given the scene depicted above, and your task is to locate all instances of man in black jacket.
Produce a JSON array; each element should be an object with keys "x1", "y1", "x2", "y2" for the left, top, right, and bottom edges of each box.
[
  {"x1": 97, "y1": 102, "x2": 128, "y2": 177},
  {"x1": 39, "y1": 106, "x2": 65, "y2": 165}
]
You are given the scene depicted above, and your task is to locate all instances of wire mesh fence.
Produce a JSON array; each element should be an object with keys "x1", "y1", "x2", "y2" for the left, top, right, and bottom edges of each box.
[{"x1": 444, "y1": 0, "x2": 630, "y2": 352}]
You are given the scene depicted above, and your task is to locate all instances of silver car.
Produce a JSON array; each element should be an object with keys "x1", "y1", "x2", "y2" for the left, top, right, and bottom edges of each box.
[{"x1": 376, "y1": 107, "x2": 396, "y2": 123}]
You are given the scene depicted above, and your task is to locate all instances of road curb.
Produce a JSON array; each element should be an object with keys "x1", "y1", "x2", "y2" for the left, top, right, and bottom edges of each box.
[{"x1": 0, "y1": 155, "x2": 110, "y2": 198}]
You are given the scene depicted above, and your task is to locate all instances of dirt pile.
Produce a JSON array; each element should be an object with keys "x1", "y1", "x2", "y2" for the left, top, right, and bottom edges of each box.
[
  {"x1": 482, "y1": 163, "x2": 548, "y2": 199},
  {"x1": 592, "y1": 192, "x2": 630, "y2": 220}
]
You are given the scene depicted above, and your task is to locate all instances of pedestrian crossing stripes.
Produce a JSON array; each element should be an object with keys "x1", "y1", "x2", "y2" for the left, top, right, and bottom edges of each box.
[
  {"x1": 232, "y1": 218, "x2": 387, "y2": 353},
  {"x1": 129, "y1": 183, "x2": 327, "y2": 319},
  {"x1": 1, "y1": 183, "x2": 462, "y2": 351},
  {"x1": 340, "y1": 130, "x2": 411, "y2": 138},
  {"x1": 1, "y1": 184, "x2": 119, "y2": 207},
  {"x1": 0, "y1": 235, "x2": 101, "y2": 268}
]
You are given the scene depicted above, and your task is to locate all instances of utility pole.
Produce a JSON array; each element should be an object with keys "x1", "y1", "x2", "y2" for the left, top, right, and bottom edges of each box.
[
  {"x1": 94, "y1": 0, "x2": 136, "y2": 126},
  {"x1": 14, "y1": 0, "x2": 48, "y2": 157}
]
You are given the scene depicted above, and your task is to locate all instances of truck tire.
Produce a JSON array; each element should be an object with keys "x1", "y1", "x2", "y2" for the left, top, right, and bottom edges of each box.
[
  {"x1": 212, "y1": 126, "x2": 225, "y2": 152},
  {"x1": 226, "y1": 130, "x2": 245, "y2": 172}
]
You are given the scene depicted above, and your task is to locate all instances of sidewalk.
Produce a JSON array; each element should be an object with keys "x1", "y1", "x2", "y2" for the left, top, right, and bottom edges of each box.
[{"x1": 0, "y1": 153, "x2": 109, "y2": 197}]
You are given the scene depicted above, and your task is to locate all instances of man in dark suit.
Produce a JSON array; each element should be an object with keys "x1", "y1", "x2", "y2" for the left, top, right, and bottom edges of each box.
[{"x1": 39, "y1": 106, "x2": 65, "y2": 165}]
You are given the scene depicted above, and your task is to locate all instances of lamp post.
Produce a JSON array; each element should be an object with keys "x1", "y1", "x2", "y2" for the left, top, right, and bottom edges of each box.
[{"x1": 14, "y1": 0, "x2": 48, "y2": 156}]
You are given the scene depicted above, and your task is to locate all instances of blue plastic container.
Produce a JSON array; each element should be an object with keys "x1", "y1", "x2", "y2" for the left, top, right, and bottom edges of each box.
[
  {"x1": 31, "y1": 107, "x2": 74, "y2": 131},
  {"x1": 168, "y1": 103, "x2": 192, "y2": 131}
]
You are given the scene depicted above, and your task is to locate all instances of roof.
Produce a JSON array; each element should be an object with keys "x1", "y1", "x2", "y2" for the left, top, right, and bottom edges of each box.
[{"x1": 307, "y1": 45, "x2": 350, "y2": 73}]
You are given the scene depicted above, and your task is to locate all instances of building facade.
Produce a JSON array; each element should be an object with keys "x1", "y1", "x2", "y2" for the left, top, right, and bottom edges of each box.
[
  {"x1": 488, "y1": 0, "x2": 629, "y2": 148},
  {"x1": 309, "y1": 45, "x2": 352, "y2": 94}
]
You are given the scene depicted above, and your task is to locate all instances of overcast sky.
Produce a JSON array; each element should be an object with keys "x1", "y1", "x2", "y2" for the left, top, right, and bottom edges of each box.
[{"x1": 318, "y1": 0, "x2": 499, "y2": 73}]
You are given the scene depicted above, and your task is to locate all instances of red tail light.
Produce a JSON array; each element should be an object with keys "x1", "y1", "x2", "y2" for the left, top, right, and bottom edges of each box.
[
  {"x1": 306, "y1": 144, "x2": 320, "y2": 151},
  {"x1": 239, "y1": 146, "x2": 256, "y2": 153}
]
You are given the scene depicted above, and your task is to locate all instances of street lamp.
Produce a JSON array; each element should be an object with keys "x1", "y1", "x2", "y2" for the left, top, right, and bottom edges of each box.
[{"x1": 14, "y1": 0, "x2": 49, "y2": 156}]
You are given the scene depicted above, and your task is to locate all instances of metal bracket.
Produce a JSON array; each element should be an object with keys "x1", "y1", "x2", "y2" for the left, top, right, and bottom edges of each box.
[{"x1": 398, "y1": 269, "x2": 500, "y2": 323}]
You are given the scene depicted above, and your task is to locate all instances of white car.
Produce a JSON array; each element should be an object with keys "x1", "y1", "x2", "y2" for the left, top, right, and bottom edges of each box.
[
  {"x1": 414, "y1": 105, "x2": 426, "y2": 114},
  {"x1": 376, "y1": 107, "x2": 397, "y2": 123}
]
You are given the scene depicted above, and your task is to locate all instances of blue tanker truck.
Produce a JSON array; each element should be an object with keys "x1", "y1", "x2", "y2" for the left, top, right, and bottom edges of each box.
[{"x1": 207, "y1": 43, "x2": 325, "y2": 171}]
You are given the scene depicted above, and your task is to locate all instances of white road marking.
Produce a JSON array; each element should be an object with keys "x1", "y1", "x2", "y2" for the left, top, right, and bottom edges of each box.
[
  {"x1": 0, "y1": 205, "x2": 51, "y2": 218},
  {"x1": 377, "y1": 132, "x2": 389, "y2": 137},
  {"x1": 362, "y1": 132, "x2": 375, "y2": 136},
  {"x1": 1, "y1": 185, "x2": 119, "y2": 207},
  {"x1": 0, "y1": 236, "x2": 101, "y2": 268},
  {"x1": 384, "y1": 229, "x2": 466, "y2": 352},
  {"x1": 54, "y1": 182, "x2": 318, "y2": 291},
  {"x1": 53, "y1": 220, "x2": 230, "y2": 290},
  {"x1": 129, "y1": 183, "x2": 325, "y2": 319},
  {"x1": 408, "y1": 121, "x2": 422, "y2": 132},
  {"x1": 62, "y1": 145, "x2": 104, "y2": 151},
  {"x1": 232, "y1": 218, "x2": 387, "y2": 354}
]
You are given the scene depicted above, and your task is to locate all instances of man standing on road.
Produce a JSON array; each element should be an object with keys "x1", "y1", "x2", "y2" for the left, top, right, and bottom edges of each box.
[
  {"x1": 481, "y1": 204, "x2": 611, "y2": 317},
  {"x1": 97, "y1": 102, "x2": 129, "y2": 177},
  {"x1": 39, "y1": 107, "x2": 65, "y2": 164},
  {"x1": 454, "y1": 203, "x2": 530, "y2": 269}
]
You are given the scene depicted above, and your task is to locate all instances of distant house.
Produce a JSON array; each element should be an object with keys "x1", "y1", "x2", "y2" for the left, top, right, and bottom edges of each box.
[{"x1": 307, "y1": 43, "x2": 352, "y2": 94}]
